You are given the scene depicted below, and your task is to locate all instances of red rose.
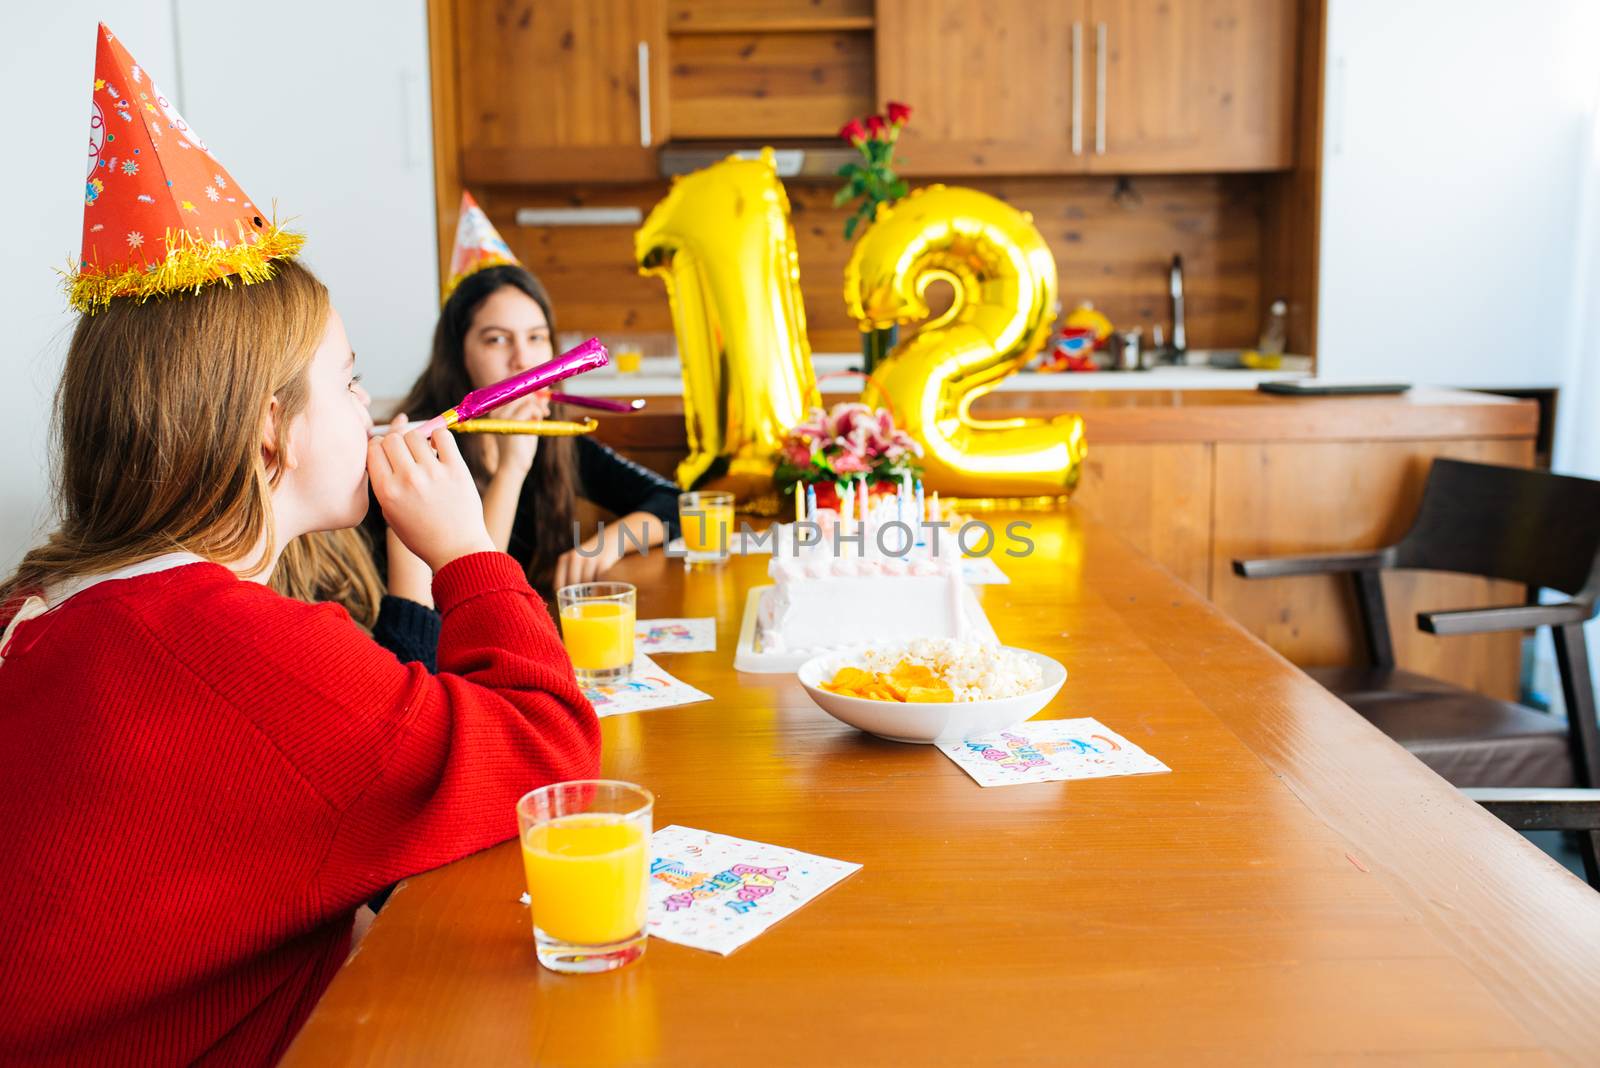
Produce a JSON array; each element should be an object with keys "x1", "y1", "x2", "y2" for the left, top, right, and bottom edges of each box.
[
  {"x1": 838, "y1": 118, "x2": 868, "y2": 144},
  {"x1": 886, "y1": 101, "x2": 912, "y2": 126},
  {"x1": 865, "y1": 114, "x2": 888, "y2": 138}
]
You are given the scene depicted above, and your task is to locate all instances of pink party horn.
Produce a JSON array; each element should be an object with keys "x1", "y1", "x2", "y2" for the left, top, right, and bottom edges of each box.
[
  {"x1": 411, "y1": 337, "x2": 610, "y2": 436},
  {"x1": 550, "y1": 393, "x2": 646, "y2": 413}
]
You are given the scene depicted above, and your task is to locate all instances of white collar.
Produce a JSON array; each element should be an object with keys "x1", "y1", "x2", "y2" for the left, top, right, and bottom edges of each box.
[
  {"x1": 40, "y1": 551, "x2": 209, "y2": 609},
  {"x1": 1, "y1": 552, "x2": 209, "y2": 665}
]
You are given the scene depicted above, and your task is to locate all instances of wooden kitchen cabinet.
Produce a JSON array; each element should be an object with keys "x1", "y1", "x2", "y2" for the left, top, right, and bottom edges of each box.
[
  {"x1": 1087, "y1": 0, "x2": 1297, "y2": 172},
  {"x1": 878, "y1": 0, "x2": 1298, "y2": 176},
  {"x1": 450, "y1": 0, "x2": 668, "y2": 184},
  {"x1": 877, "y1": 0, "x2": 1090, "y2": 176}
]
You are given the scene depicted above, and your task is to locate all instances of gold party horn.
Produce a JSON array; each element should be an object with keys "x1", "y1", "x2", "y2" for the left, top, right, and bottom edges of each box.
[{"x1": 454, "y1": 417, "x2": 598, "y2": 436}]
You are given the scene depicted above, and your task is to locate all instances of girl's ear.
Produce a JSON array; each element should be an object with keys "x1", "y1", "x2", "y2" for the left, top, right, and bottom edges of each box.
[{"x1": 260, "y1": 395, "x2": 297, "y2": 474}]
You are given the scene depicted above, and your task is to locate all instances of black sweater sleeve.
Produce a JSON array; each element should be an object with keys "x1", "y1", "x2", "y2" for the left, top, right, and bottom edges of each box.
[
  {"x1": 369, "y1": 594, "x2": 442, "y2": 674},
  {"x1": 575, "y1": 436, "x2": 681, "y2": 538}
]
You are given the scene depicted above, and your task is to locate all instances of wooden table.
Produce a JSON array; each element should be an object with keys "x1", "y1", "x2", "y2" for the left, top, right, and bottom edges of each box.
[{"x1": 284, "y1": 509, "x2": 1600, "y2": 1065}]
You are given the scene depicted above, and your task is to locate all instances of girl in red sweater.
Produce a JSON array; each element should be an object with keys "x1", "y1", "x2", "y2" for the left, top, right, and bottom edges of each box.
[{"x1": 0, "y1": 24, "x2": 600, "y2": 1067}]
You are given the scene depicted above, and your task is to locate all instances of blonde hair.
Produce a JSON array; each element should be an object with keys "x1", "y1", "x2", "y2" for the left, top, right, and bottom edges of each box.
[
  {"x1": 2, "y1": 258, "x2": 379, "y2": 622},
  {"x1": 271, "y1": 529, "x2": 382, "y2": 628}
]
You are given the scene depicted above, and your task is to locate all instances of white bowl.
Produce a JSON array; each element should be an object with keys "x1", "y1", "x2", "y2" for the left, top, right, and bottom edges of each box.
[{"x1": 796, "y1": 646, "x2": 1067, "y2": 744}]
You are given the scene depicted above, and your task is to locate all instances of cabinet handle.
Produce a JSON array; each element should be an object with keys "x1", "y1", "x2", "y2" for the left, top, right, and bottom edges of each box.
[
  {"x1": 1071, "y1": 22, "x2": 1083, "y2": 155},
  {"x1": 1095, "y1": 22, "x2": 1107, "y2": 155},
  {"x1": 637, "y1": 41, "x2": 653, "y2": 148}
]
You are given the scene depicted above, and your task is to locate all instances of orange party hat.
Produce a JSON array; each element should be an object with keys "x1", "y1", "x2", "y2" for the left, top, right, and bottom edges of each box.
[
  {"x1": 442, "y1": 191, "x2": 520, "y2": 301},
  {"x1": 69, "y1": 23, "x2": 303, "y2": 312}
]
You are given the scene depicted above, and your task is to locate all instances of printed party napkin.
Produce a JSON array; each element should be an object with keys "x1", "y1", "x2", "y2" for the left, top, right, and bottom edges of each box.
[
  {"x1": 937, "y1": 718, "x2": 1170, "y2": 787},
  {"x1": 582, "y1": 654, "x2": 711, "y2": 718},
  {"x1": 646, "y1": 826, "x2": 861, "y2": 955},
  {"x1": 634, "y1": 617, "x2": 716, "y2": 654}
]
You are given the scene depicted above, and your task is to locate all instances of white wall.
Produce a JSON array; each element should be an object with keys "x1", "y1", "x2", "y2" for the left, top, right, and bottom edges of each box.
[
  {"x1": 0, "y1": 3, "x2": 437, "y2": 571},
  {"x1": 173, "y1": 0, "x2": 438, "y2": 400},
  {"x1": 0, "y1": 5, "x2": 179, "y2": 573},
  {"x1": 1554, "y1": 90, "x2": 1600, "y2": 701},
  {"x1": 1317, "y1": 0, "x2": 1600, "y2": 388}
]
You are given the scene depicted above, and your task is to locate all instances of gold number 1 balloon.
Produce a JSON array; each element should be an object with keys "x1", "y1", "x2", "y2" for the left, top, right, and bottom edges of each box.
[
  {"x1": 636, "y1": 150, "x2": 821, "y2": 500},
  {"x1": 845, "y1": 185, "x2": 1086, "y2": 499}
]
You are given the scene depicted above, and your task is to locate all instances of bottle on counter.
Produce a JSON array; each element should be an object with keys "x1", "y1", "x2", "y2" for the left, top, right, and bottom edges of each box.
[{"x1": 1244, "y1": 299, "x2": 1288, "y2": 369}]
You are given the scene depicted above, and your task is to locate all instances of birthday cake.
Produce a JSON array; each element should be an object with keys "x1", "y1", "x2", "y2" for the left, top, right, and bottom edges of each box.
[{"x1": 754, "y1": 487, "x2": 978, "y2": 656}]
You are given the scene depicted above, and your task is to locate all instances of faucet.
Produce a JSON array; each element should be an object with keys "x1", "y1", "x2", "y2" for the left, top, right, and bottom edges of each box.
[{"x1": 1169, "y1": 254, "x2": 1187, "y2": 359}]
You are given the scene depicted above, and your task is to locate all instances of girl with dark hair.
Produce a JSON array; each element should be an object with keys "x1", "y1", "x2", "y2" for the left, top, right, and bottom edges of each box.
[{"x1": 373, "y1": 262, "x2": 679, "y2": 606}]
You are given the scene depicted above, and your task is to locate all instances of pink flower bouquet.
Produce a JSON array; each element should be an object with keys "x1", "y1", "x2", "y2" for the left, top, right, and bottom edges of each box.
[{"x1": 774, "y1": 403, "x2": 923, "y2": 508}]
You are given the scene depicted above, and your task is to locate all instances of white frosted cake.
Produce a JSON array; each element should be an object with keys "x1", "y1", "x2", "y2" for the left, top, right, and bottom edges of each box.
[{"x1": 755, "y1": 501, "x2": 974, "y2": 655}]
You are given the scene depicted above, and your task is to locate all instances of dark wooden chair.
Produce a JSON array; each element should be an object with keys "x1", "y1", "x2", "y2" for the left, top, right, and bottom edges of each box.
[{"x1": 1233, "y1": 459, "x2": 1600, "y2": 883}]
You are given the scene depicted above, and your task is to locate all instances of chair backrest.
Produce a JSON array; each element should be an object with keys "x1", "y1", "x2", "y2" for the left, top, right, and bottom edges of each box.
[{"x1": 1394, "y1": 459, "x2": 1600, "y2": 600}]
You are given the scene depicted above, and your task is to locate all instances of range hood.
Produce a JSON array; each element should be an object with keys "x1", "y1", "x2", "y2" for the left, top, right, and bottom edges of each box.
[{"x1": 658, "y1": 142, "x2": 856, "y2": 180}]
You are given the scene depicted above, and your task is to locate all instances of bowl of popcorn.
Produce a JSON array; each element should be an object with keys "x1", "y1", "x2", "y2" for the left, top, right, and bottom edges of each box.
[{"x1": 796, "y1": 638, "x2": 1066, "y2": 744}]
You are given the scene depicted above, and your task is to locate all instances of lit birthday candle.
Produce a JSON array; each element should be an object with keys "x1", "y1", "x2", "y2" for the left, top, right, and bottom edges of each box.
[
  {"x1": 915, "y1": 479, "x2": 926, "y2": 546},
  {"x1": 859, "y1": 479, "x2": 871, "y2": 548}
]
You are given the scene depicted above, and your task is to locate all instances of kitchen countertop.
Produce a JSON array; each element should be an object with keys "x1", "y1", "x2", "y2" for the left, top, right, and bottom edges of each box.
[
  {"x1": 577, "y1": 354, "x2": 1309, "y2": 396},
  {"x1": 590, "y1": 388, "x2": 1538, "y2": 450}
]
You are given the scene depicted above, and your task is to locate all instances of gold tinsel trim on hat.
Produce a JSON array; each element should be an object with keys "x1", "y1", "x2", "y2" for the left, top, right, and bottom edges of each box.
[
  {"x1": 65, "y1": 222, "x2": 306, "y2": 313},
  {"x1": 441, "y1": 255, "x2": 518, "y2": 304}
]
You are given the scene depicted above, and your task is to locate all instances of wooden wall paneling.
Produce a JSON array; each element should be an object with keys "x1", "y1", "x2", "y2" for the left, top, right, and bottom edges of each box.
[
  {"x1": 455, "y1": 0, "x2": 667, "y2": 184},
  {"x1": 479, "y1": 174, "x2": 1266, "y2": 356},
  {"x1": 1086, "y1": 0, "x2": 1298, "y2": 173},
  {"x1": 1261, "y1": 0, "x2": 1325, "y2": 359},
  {"x1": 667, "y1": 0, "x2": 874, "y2": 34},
  {"x1": 1073, "y1": 442, "x2": 1214, "y2": 594},
  {"x1": 993, "y1": 174, "x2": 1265, "y2": 352},
  {"x1": 1211, "y1": 438, "x2": 1536, "y2": 701},
  {"x1": 668, "y1": 31, "x2": 875, "y2": 139}
]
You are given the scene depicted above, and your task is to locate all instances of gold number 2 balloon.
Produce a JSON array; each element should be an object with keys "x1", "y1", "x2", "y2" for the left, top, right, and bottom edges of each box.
[
  {"x1": 636, "y1": 150, "x2": 821, "y2": 499},
  {"x1": 846, "y1": 185, "x2": 1086, "y2": 499}
]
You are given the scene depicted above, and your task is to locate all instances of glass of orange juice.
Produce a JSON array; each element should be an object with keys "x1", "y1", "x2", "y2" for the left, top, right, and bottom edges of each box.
[
  {"x1": 557, "y1": 582, "x2": 636, "y2": 685},
  {"x1": 678, "y1": 491, "x2": 735, "y2": 567},
  {"x1": 518, "y1": 779, "x2": 653, "y2": 973},
  {"x1": 615, "y1": 346, "x2": 643, "y2": 375}
]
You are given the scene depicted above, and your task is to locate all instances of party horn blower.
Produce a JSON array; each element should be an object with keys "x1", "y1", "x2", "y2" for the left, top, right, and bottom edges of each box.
[
  {"x1": 411, "y1": 337, "x2": 610, "y2": 436},
  {"x1": 454, "y1": 417, "x2": 598, "y2": 436},
  {"x1": 550, "y1": 393, "x2": 646, "y2": 413}
]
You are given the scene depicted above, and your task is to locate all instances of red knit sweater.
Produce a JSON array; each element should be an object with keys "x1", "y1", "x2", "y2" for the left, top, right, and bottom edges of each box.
[{"x1": 0, "y1": 552, "x2": 600, "y2": 1066}]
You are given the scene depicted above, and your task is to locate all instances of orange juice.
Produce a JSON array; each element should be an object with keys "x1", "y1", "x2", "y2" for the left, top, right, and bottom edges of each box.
[
  {"x1": 560, "y1": 600, "x2": 635, "y2": 671},
  {"x1": 521, "y1": 813, "x2": 648, "y2": 945},
  {"x1": 681, "y1": 502, "x2": 734, "y2": 554}
]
